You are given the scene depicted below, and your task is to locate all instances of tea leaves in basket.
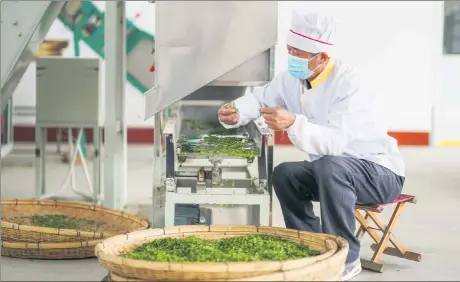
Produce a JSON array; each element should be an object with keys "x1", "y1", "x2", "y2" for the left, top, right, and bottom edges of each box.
[
  {"x1": 122, "y1": 235, "x2": 321, "y2": 263},
  {"x1": 9, "y1": 215, "x2": 99, "y2": 231}
]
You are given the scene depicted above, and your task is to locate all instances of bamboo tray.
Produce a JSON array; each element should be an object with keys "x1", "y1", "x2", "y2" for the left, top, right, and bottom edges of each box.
[
  {"x1": 1, "y1": 239, "x2": 101, "y2": 259},
  {"x1": 108, "y1": 260, "x2": 344, "y2": 282},
  {"x1": 95, "y1": 225, "x2": 348, "y2": 281},
  {"x1": 1, "y1": 199, "x2": 151, "y2": 243}
]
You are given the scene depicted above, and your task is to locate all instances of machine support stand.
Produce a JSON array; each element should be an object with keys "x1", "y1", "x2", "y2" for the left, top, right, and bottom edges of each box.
[
  {"x1": 103, "y1": 0, "x2": 128, "y2": 210},
  {"x1": 152, "y1": 111, "x2": 166, "y2": 228},
  {"x1": 34, "y1": 54, "x2": 103, "y2": 204},
  {"x1": 92, "y1": 126, "x2": 102, "y2": 202},
  {"x1": 266, "y1": 133, "x2": 275, "y2": 226},
  {"x1": 35, "y1": 127, "x2": 47, "y2": 198},
  {"x1": 35, "y1": 126, "x2": 102, "y2": 204}
]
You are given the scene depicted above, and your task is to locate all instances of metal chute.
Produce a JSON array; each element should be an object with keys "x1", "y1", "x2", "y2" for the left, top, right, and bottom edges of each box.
[{"x1": 144, "y1": 1, "x2": 278, "y2": 117}]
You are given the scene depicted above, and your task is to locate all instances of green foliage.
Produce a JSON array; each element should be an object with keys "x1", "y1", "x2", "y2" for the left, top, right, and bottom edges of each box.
[
  {"x1": 231, "y1": 103, "x2": 239, "y2": 113},
  {"x1": 122, "y1": 235, "x2": 320, "y2": 263},
  {"x1": 178, "y1": 135, "x2": 259, "y2": 161},
  {"x1": 11, "y1": 214, "x2": 97, "y2": 230}
]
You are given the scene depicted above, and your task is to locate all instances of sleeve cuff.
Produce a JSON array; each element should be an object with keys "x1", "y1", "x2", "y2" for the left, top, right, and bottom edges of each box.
[
  {"x1": 286, "y1": 114, "x2": 307, "y2": 143},
  {"x1": 218, "y1": 102, "x2": 242, "y2": 129},
  {"x1": 219, "y1": 119, "x2": 241, "y2": 129}
]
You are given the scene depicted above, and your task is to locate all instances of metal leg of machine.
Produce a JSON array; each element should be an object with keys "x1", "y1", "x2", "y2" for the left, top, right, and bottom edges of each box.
[
  {"x1": 266, "y1": 135, "x2": 275, "y2": 226},
  {"x1": 103, "y1": 0, "x2": 128, "y2": 210},
  {"x1": 35, "y1": 127, "x2": 47, "y2": 198},
  {"x1": 1, "y1": 98, "x2": 14, "y2": 159},
  {"x1": 35, "y1": 126, "x2": 103, "y2": 204},
  {"x1": 56, "y1": 128, "x2": 62, "y2": 154},
  {"x1": 152, "y1": 110, "x2": 166, "y2": 228},
  {"x1": 93, "y1": 126, "x2": 102, "y2": 202}
]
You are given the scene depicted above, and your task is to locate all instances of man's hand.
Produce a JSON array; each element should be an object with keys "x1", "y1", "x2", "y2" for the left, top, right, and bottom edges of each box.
[
  {"x1": 260, "y1": 107, "x2": 295, "y2": 131},
  {"x1": 218, "y1": 104, "x2": 240, "y2": 125}
]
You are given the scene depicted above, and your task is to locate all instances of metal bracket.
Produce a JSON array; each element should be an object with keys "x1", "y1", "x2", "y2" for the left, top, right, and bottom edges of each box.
[
  {"x1": 254, "y1": 118, "x2": 272, "y2": 136},
  {"x1": 258, "y1": 179, "x2": 268, "y2": 193},
  {"x1": 165, "y1": 177, "x2": 176, "y2": 192}
]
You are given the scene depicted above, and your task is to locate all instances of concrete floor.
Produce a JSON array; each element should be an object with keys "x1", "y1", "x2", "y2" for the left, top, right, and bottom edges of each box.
[{"x1": 1, "y1": 144, "x2": 460, "y2": 281}]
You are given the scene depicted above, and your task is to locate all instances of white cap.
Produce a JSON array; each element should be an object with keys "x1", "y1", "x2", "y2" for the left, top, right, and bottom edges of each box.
[{"x1": 286, "y1": 10, "x2": 337, "y2": 54}]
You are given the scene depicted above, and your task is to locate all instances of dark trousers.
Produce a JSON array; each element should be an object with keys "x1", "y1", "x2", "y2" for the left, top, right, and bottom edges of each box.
[{"x1": 272, "y1": 156, "x2": 404, "y2": 263}]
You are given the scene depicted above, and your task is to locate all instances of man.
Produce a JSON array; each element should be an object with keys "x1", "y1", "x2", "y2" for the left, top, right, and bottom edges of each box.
[{"x1": 218, "y1": 10, "x2": 405, "y2": 281}]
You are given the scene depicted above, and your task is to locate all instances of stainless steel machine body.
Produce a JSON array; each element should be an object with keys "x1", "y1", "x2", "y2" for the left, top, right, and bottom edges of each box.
[
  {"x1": 1, "y1": 1, "x2": 129, "y2": 210},
  {"x1": 1, "y1": 1, "x2": 65, "y2": 112},
  {"x1": 35, "y1": 57, "x2": 102, "y2": 203},
  {"x1": 144, "y1": 1, "x2": 278, "y2": 227}
]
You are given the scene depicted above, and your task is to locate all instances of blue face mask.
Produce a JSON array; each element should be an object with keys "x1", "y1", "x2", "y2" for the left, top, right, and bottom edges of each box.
[{"x1": 287, "y1": 53, "x2": 321, "y2": 80}]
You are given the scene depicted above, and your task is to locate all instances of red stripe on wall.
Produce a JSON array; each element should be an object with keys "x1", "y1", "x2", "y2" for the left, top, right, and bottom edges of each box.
[
  {"x1": 12, "y1": 125, "x2": 429, "y2": 146},
  {"x1": 387, "y1": 132, "x2": 430, "y2": 146},
  {"x1": 273, "y1": 130, "x2": 430, "y2": 146},
  {"x1": 12, "y1": 126, "x2": 154, "y2": 144}
]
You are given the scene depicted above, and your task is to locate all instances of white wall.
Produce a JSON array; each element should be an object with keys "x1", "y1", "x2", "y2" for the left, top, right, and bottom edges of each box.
[
  {"x1": 435, "y1": 56, "x2": 460, "y2": 142},
  {"x1": 12, "y1": 1, "x2": 450, "y2": 134},
  {"x1": 276, "y1": 1, "x2": 444, "y2": 133}
]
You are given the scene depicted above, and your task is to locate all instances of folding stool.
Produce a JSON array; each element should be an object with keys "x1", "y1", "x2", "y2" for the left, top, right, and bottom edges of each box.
[{"x1": 354, "y1": 194, "x2": 422, "y2": 272}]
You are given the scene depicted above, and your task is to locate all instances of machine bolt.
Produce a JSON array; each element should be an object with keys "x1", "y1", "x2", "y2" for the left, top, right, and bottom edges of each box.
[
  {"x1": 12, "y1": 20, "x2": 18, "y2": 25},
  {"x1": 18, "y1": 33, "x2": 22, "y2": 37}
]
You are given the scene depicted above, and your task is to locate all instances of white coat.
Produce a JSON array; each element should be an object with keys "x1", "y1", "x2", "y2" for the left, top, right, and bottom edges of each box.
[{"x1": 221, "y1": 59, "x2": 405, "y2": 177}]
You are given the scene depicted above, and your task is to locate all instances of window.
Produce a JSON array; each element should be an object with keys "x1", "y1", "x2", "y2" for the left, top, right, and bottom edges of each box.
[{"x1": 444, "y1": 1, "x2": 460, "y2": 54}]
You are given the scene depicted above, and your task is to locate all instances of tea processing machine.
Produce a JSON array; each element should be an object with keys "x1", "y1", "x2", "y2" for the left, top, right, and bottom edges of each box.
[
  {"x1": 145, "y1": 2, "x2": 278, "y2": 228},
  {"x1": 1, "y1": 0, "x2": 278, "y2": 227}
]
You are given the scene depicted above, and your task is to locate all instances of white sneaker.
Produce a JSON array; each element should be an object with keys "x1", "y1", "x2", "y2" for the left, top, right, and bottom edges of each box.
[{"x1": 341, "y1": 259, "x2": 362, "y2": 281}]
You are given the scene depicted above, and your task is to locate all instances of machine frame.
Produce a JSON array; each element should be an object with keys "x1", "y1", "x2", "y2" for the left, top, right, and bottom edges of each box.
[
  {"x1": 1, "y1": 98, "x2": 14, "y2": 159},
  {"x1": 152, "y1": 99, "x2": 275, "y2": 227},
  {"x1": 147, "y1": 1, "x2": 278, "y2": 227}
]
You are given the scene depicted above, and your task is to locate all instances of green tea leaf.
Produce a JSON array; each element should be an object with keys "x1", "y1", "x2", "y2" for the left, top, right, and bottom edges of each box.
[{"x1": 122, "y1": 235, "x2": 321, "y2": 263}]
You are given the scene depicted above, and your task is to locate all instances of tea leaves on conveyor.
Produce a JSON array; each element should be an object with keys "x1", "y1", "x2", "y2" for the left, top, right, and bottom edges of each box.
[
  {"x1": 122, "y1": 235, "x2": 321, "y2": 263},
  {"x1": 178, "y1": 119, "x2": 259, "y2": 160},
  {"x1": 178, "y1": 135, "x2": 259, "y2": 160}
]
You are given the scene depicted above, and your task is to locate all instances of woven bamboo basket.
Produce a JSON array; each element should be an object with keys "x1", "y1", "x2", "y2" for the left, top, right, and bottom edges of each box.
[
  {"x1": 107, "y1": 260, "x2": 344, "y2": 282},
  {"x1": 1, "y1": 199, "x2": 151, "y2": 243},
  {"x1": 1, "y1": 239, "x2": 101, "y2": 259},
  {"x1": 96, "y1": 225, "x2": 348, "y2": 281}
]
